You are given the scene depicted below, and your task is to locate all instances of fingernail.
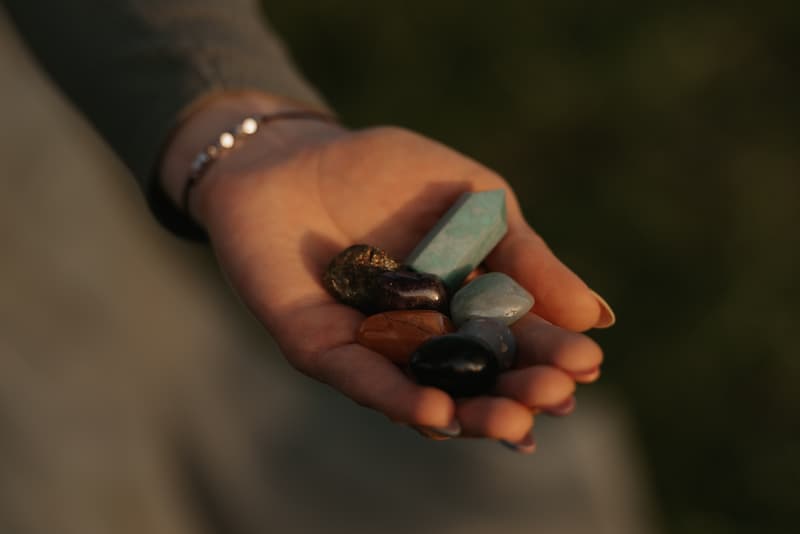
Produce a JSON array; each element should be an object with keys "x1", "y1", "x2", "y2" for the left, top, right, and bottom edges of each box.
[
  {"x1": 544, "y1": 396, "x2": 576, "y2": 416},
  {"x1": 590, "y1": 289, "x2": 616, "y2": 328},
  {"x1": 426, "y1": 419, "x2": 462, "y2": 438},
  {"x1": 571, "y1": 365, "x2": 600, "y2": 376},
  {"x1": 573, "y1": 367, "x2": 601, "y2": 383},
  {"x1": 499, "y1": 432, "x2": 537, "y2": 454},
  {"x1": 411, "y1": 425, "x2": 452, "y2": 441}
]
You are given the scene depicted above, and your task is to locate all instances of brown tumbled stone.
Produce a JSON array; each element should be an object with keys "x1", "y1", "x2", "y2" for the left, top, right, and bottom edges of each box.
[{"x1": 357, "y1": 310, "x2": 455, "y2": 364}]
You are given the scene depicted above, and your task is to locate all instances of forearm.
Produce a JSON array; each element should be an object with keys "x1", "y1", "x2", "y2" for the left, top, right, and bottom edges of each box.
[{"x1": 4, "y1": 0, "x2": 327, "y2": 234}]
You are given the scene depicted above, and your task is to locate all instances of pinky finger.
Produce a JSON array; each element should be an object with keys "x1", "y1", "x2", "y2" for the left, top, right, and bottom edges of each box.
[
  {"x1": 456, "y1": 396, "x2": 534, "y2": 442},
  {"x1": 573, "y1": 366, "x2": 601, "y2": 384}
]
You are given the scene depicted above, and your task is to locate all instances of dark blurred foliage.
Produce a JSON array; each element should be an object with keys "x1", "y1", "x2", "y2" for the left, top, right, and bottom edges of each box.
[{"x1": 264, "y1": 2, "x2": 799, "y2": 533}]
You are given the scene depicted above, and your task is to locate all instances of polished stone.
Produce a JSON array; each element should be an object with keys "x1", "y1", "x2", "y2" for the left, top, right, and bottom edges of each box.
[
  {"x1": 458, "y1": 317, "x2": 517, "y2": 370},
  {"x1": 323, "y1": 244, "x2": 399, "y2": 312},
  {"x1": 405, "y1": 189, "x2": 507, "y2": 290},
  {"x1": 450, "y1": 272, "x2": 534, "y2": 326},
  {"x1": 365, "y1": 270, "x2": 448, "y2": 315},
  {"x1": 357, "y1": 310, "x2": 455, "y2": 364},
  {"x1": 410, "y1": 334, "x2": 499, "y2": 397}
]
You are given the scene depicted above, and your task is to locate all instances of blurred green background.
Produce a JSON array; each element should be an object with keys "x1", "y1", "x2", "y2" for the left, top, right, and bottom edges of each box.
[{"x1": 265, "y1": 2, "x2": 799, "y2": 533}]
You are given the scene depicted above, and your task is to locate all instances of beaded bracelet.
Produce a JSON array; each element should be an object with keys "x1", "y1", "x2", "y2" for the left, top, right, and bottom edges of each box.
[{"x1": 181, "y1": 109, "x2": 336, "y2": 215}]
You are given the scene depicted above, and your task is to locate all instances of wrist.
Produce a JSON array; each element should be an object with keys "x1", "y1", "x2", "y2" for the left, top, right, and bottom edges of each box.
[{"x1": 159, "y1": 91, "x2": 342, "y2": 226}]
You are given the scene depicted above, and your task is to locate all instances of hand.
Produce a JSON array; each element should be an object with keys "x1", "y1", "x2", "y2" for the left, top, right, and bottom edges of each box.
[{"x1": 161, "y1": 94, "x2": 613, "y2": 448}]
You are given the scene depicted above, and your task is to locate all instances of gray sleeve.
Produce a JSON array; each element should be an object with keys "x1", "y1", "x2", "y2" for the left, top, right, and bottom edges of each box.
[{"x1": 2, "y1": 0, "x2": 327, "y2": 237}]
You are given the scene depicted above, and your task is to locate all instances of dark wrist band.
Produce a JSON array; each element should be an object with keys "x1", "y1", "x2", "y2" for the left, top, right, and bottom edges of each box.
[{"x1": 181, "y1": 109, "x2": 336, "y2": 217}]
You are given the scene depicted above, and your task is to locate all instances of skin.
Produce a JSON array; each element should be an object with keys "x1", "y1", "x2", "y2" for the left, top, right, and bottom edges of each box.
[{"x1": 160, "y1": 92, "x2": 611, "y2": 447}]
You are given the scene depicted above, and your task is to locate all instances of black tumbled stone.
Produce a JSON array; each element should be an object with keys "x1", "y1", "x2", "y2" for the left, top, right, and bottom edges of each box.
[{"x1": 410, "y1": 334, "x2": 499, "y2": 397}]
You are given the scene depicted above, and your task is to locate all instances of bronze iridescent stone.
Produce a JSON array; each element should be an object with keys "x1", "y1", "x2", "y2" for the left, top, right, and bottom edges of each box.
[
  {"x1": 357, "y1": 310, "x2": 455, "y2": 364},
  {"x1": 323, "y1": 244, "x2": 400, "y2": 311},
  {"x1": 324, "y1": 243, "x2": 449, "y2": 314}
]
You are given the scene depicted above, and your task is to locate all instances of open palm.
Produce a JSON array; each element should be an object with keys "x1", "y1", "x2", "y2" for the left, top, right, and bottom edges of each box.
[{"x1": 196, "y1": 124, "x2": 606, "y2": 445}]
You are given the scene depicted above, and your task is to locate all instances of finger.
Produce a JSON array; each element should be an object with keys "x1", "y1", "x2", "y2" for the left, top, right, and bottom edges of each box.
[
  {"x1": 308, "y1": 342, "x2": 456, "y2": 428},
  {"x1": 255, "y1": 291, "x2": 457, "y2": 429},
  {"x1": 573, "y1": 367, "x2": 601, "y2": 384},
  {"x1": 456, "y1": 396, "x2": 534, "y2": 442},
  {"x1": 485, "y1": 213, "x2": 604, "y2": 332},
  {"x1": 511, "y1": 314, "x2": 604, "y2": 375},
  {"x1": 494, "y1": 365, "x2": 576, "y2": 410}
]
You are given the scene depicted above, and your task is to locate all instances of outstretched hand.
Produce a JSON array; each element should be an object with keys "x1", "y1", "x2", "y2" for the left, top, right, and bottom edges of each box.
[{"x1": 162, "y1": 96, "x2": 612, "y2": 448}]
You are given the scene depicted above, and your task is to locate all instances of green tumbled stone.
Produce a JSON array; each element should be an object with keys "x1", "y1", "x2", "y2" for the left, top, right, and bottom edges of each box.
[
  {"x1": 450, "y1": 272, "x2": 534, "y2": 327},
  {"x1": 405, "y1": 189, "x2": 508, "y2": 290}
]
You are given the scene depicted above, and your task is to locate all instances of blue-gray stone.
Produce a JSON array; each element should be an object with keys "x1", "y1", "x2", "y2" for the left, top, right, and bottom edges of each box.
[
  {"x1": 450, "y1": 272, "x2": 534, "y2": 326},
  {"x1": 458, "y1": 317, "x2": 517, "y2": 370},
  {"x1": 405, "y1": 189, "x2": 507, "y2": 290}
]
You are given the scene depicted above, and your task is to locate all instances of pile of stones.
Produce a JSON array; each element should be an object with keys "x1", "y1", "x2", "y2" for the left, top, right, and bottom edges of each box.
[{"x1": 323, "y1": 189, "x2": 534, "y2": 397}]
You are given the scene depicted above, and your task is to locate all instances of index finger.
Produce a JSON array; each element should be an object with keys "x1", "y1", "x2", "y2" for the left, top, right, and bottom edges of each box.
[{"x1": 486, "y1": 200, "x2": 605, "y2": 331}]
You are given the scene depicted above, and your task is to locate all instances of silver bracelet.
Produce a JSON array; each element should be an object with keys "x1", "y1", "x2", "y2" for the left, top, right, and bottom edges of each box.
[{"x1": 181, "y1": 109, "x2": 336, "y2": 215}]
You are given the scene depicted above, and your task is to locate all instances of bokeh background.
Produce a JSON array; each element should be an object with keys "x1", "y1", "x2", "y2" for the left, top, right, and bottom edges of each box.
[
  {"x1": 0, "y1": 2, "x2": 797, "y2": 534},
  {"x1": 266, "y1": 2, "x2": 799, "y2": 533}
]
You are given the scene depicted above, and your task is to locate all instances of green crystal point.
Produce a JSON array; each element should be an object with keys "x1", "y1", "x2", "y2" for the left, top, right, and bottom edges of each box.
[{"x1": 405, "y1": 189, "x2": 508, "y2": 289}]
